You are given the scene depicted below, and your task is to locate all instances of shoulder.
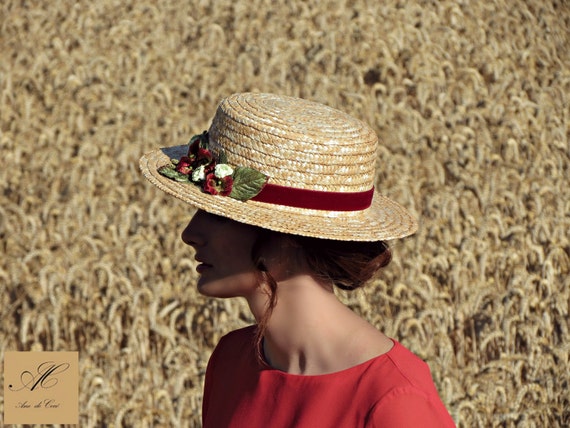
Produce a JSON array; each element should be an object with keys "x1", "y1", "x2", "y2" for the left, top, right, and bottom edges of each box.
[
  {"x1": 356, "y1": 340, "x2": 435, "y2": 393},
  {"x1": 382, "y1": 341, "x2": 439, "y2": 392},
  {"x1": 366, "y1": 385, "x2": 456, "y2": 427},
  {"x1": 363, "y1": 342, "x2": 456, "y2": 427},
  {"x1": 328, "y1": 340, "x2": 439, "y2": 403},
  {"x1": 205, "y1": 325, "x2": 259, "y2": 391},
  {"x1": 217, "y1": 325, "x2": 257, "y2": 346},
  {"x1": 209, "y1": 325, "x2": 257, "y2": 364}
]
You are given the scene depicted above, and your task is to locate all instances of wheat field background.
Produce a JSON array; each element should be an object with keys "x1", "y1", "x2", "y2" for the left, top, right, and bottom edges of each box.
[{"x1": 1, "y1": 0, "x2": 569, "y2": 426}]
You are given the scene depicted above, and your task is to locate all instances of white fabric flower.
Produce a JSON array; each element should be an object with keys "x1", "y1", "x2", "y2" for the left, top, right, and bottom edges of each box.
[
  {"x1": 214, "y1": 164, "x2": 234, "y2": 178},
  {"x1": 192, "y1": 165, "x2": 206, "y2": 181}
]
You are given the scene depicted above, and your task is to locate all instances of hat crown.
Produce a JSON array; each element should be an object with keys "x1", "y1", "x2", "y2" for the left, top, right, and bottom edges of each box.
[{"x1": 208, "y1": 93, "x2": 378, "y2": 192}]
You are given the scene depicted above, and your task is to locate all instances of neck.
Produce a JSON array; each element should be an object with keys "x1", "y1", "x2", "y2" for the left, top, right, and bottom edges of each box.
[{"x1": 246, "y1": 275, "x2": 361, "y2": 375}]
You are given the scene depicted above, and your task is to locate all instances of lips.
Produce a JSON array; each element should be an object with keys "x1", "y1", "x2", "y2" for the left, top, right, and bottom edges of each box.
[
  {"x1": 196, "y1": 264, "x2": 211, "y2": 274},
  {"x1": 194, "y1": 256, "x2": 213, "y2": 273}
]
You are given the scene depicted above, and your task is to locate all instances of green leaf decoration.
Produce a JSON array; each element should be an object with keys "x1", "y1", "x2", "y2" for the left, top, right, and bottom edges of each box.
[
  {"x1": 218, "y1": 150, "x2": 228, "y2": 164},
  {"x1": 158, "y1": 165, "x2": 190, "y2": 183},
  {"x1": 173, "y1": 174, "x2": 191, "y2": 183},
  {"x1": 188, "y1": 133, "x2": 201, "y2": 146},
  {"x1": 230, "y1": 166, "x2": 268, "y2": 201}
]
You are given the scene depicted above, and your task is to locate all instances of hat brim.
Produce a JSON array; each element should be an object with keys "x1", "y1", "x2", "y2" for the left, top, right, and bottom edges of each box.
[{"x1": 139, "y1": 145, "x2": 418, "y2": 241}]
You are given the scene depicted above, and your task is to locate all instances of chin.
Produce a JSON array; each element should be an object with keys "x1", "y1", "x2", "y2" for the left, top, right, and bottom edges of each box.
[
  {"x1": 197, "y1": 287, "x2": 241, "y2": 299},
  {"x1": 197, "y1": 281, "x2": 223, "y2": 297},
  {"x1": 196, "y1": 279, "x2": 237, "y2": 298},
  {"x1": 196, "y1": 274, "x2": 259, "y2": 298}
]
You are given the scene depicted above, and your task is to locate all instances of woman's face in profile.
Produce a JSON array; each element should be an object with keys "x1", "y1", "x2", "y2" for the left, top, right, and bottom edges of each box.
[{"x1": 181, "y1": 210, "x2": 260, "y2": 298}]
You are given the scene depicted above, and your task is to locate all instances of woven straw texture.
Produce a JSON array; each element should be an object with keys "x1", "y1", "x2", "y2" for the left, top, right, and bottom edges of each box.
[
  {"x1": 140, "y1": 93, "x2": 418, "y2": 241},
  {"x1": 1, "y1": 0, "x2": 569, "y2": 427},
  {"x1": 209, "y1": 93, "x2": 375, "y2": 190}
]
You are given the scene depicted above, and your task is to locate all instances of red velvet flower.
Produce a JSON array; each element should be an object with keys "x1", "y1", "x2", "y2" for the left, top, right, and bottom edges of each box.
[
  {"x1": 187, "y1": 139, "x2": 200, "y2": 159},
  {"x1": 203, "y1": 173, "x2": 219, "y2": 195},
  {"x1": 197, "y1": 148, "x2": 213, "y2": 163},
  {"x1": 203, "y1": 173, "x2": 234, "y2": 196},
  {"x1": 175, "y1": 156, "x2": 193, "y2": 175},
  {"x1": 204, "y1": 161, "x2": 216, "y2": 176},
  {"x1": 188, "y1": 138, "x2": 213, "y2": 165},
  {"x1": 219, "y1": 176, "x2": 234, "y2": 196}
]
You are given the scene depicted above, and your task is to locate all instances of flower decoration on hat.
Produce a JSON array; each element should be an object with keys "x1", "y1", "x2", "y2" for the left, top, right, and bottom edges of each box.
[{"x1": 158, "y1": 132, "x2": 269, "y2": 201}]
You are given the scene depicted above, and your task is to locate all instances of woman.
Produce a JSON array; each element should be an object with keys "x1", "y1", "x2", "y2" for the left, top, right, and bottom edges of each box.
[{"x1": 140, "y1": 93, "x2": 456, "y2": 427}]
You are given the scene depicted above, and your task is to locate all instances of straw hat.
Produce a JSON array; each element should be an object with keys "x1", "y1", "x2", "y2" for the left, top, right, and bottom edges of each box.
[{"x1": 139, "y1": 93, "x2": 417, "y2": 241}]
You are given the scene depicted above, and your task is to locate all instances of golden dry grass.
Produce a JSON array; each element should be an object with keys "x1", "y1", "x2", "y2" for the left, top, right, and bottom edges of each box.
[{"x1": 1, "y1": 0, "x2": 569, "y2": 426}]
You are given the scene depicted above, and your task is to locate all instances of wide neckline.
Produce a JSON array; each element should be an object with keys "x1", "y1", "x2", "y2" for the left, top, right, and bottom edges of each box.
[{"x1": 258, "y1": 338, "x2": 398, "y2": 379}]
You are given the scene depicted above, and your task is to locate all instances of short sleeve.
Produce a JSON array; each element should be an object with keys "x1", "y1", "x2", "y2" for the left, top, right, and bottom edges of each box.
[{"x1": 366, "y1": 388, "x2": 456, "y2": 428}]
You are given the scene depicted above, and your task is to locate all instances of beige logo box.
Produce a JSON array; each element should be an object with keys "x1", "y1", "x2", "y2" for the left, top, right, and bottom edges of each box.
[{"x1": 3, "y1": 351, "x2": 78, "y2": 425}]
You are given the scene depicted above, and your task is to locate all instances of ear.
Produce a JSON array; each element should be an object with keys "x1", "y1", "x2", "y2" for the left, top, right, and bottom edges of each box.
[{"x1": 256, "y1": 234, "x2": 308, "y2": 282}]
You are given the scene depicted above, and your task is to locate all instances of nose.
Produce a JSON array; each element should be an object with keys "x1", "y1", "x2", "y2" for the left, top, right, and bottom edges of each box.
[{"x1": 181, "y1": 210, "x2": 205, "y2": 247}]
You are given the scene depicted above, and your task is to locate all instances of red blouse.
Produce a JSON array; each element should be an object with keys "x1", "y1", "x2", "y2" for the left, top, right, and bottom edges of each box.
[{"x1": 203, "y1": 326, "x2": 456, "y2": 427}]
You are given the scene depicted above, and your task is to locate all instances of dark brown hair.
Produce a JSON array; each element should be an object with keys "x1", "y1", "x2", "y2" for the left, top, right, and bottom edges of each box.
[
  {"x1": 251, "y1": 231, "x2": 392, "y2": 361},
  {"x1": 294, "y1": 236, "x2": 392, "y2": 290}
]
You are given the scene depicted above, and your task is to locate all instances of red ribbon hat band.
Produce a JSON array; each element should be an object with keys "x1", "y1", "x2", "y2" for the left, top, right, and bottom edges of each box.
[{"x1": 251, "y1": 183, "x2": 374, "y2": 211}]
